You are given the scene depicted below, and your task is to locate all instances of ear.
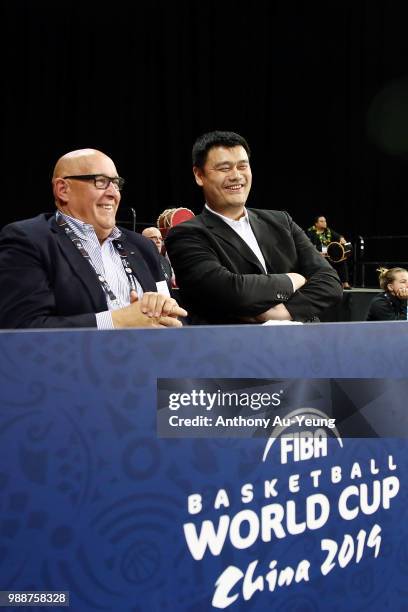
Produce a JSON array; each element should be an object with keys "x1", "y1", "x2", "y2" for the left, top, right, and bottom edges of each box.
[
  {"x1": 386, "y1": 283, "x2": 393, "y2": 293},
  {"x1": 193, "y1": 166, "x2": 204, "y2": 187},
  {"x1": 53, "y1": 178, "x2": 70, "y2": 204}
]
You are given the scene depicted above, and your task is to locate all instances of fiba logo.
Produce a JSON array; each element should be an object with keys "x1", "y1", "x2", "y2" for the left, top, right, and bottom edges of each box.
[{"x1": 262, "y1": 407, "x2": 343, "y2": 464}]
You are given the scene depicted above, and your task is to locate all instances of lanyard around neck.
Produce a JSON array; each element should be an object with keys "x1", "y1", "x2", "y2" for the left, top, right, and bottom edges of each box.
[{"x1": 56, "y1": 216, "x2": 137, "y2": 302}]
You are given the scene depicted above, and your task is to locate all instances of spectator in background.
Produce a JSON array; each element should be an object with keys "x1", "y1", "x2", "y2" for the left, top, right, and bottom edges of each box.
[
  {"x1": 306, "y1": 215, "x2": 351, "y2": 289},
  {"x1": 142, "y1": 227, "x2": 173, "y2": 290},
  {"x1": 367, "y1": 267, "x2": 408, "y2": 320}
]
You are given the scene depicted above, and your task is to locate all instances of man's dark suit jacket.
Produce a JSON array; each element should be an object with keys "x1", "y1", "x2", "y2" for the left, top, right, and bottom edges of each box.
[
  {"x1": 165, "y1": 207, "x2": 343, "y2": 324},
  {"x1": 0, "y1": 213, "x2": 165, "y2": 329}
]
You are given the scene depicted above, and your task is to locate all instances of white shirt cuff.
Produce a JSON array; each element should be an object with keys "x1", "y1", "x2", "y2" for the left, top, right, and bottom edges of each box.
[{"x1": 96, "y1": 311, "x2": 114, "y2": 330}]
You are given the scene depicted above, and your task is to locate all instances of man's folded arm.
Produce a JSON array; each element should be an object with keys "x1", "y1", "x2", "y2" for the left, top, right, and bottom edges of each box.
[
  {"x1": 167, "y1": 215, "x2": 343, "y2": 322},
  {"x1": 166, "y1": 226, "x2": 294, "y2": 317}
]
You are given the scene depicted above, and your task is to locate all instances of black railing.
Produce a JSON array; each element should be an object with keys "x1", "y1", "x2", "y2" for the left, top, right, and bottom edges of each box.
[{"x1": 353, "y1": 235, "x2": 408, "y2": 287}]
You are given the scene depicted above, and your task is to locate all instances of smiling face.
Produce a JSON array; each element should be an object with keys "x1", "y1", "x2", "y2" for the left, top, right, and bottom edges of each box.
[
  {"x1": 387, "y1": 271, "x2": 408, "y2": 295},
  {"x1": 193, "y1": 146, "x2": 252, "y2": 219},
  {"x1": 53, "y1": 149, "x2": 121, "y2": 243}
]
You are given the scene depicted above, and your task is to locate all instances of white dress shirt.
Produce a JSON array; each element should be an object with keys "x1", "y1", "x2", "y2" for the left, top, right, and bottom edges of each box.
[
  {"x1": 58, "y1": 212, "x2": 143, "y2": 329},
  {"x1": 204, "y1": 205, "x2": 297, "y2": 293},
  {"x1": 205, "y1": 204, "x2": 267, "y2": 272}
]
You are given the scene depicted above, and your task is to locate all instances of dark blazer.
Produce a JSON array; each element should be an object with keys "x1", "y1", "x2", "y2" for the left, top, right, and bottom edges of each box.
[
  {"x1": 165, "y1": 207, "x2": 343, "y2": 324},
  {"x1": 367, "y1": 292, "x2": 407, "y2": 321},
  {"x1": 0, "y1": 213, "x2": 164, "y2": 329}
]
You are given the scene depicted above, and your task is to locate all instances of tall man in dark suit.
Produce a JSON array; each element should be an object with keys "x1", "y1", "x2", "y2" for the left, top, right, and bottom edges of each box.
[
  {"x1": 165, "y1": 131, "x2": 342, "y2": 324},
  {"x1": 0, "y1": 148, "x2": 186, "y2": 329}
]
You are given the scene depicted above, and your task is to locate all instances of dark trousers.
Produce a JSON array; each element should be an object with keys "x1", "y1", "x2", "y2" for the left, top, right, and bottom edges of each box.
[{"x1": 331, "y1": 260, "x2": 349, "y2": 284}]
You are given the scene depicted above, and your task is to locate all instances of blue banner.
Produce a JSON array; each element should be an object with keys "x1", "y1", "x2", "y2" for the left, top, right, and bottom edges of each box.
[{"x1": 0, "y1": 322, "x2": 407, "y2": 611}]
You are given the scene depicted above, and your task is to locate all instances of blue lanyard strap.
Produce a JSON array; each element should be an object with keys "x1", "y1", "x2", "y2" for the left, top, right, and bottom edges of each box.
[
  {"x1": 56, "y1": 216, "x2": 136, "y2": 301},
  {"x1": 112, "y1": 239, "x2": 137, "y2": 292}
]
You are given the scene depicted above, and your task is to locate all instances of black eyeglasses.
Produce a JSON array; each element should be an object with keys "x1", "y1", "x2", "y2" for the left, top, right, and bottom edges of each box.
[{"x1": 63, "y1": 174, "x2": 125, "y2": 191}]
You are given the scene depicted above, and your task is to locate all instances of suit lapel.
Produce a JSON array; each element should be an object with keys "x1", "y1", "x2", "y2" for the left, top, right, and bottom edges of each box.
[
  {"x1": 247, "y1": 209, "x2": 278, "y2": 273},
  {"x1": 51, "y1": 217, "x2": 158, "y2": 303},
  {"x1": 51, "y1": 217, "x2": 107, "y2": 309},
  {"x1": 123, "y1": 242, "x2": 158, "y2": 292},
  {"x1": 201, "y1": 208, "x2": 266, "y2": 273}
]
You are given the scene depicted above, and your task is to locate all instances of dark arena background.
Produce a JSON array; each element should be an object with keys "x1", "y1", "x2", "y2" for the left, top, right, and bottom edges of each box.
[
  {"x1": 2, "y1": 4, "x2": 408, "y2": 611},
  {"x1": 2, "y1": 0, "x2": 408, "y2": 286}
]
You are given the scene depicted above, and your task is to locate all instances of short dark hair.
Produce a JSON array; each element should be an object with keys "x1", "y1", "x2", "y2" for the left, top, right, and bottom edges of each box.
[{"x1": 192, "y1": 131, "x2": 251, "y2": 168}]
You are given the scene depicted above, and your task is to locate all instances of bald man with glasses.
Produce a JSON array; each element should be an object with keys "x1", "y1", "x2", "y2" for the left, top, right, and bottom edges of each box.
[{"x1": 0, "y1": 148, "x2": 186, "y2": 329}]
